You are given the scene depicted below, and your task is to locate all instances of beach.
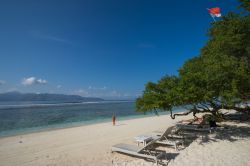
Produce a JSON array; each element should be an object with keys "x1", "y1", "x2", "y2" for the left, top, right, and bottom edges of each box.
[{"x1": 0, "y1": 113, "x2": 249, "y2": 166}]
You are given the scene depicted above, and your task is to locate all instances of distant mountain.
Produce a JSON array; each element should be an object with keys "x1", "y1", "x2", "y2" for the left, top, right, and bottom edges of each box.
[{"x1": 0, "y1": 91, "x2": 104, "y2": 103}]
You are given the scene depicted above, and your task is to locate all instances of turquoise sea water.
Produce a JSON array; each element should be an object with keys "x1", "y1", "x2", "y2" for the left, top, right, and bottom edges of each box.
[{"x1": 0, "y1": 101, "x2": 185, "y2": 137}]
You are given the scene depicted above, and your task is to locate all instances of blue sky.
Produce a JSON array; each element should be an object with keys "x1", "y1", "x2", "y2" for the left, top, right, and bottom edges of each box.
[{"x1": 0, "y1": 0, "x2": 239, "y2": 99}]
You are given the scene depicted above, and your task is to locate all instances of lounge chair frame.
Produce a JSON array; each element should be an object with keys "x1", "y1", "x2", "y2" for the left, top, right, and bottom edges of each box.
[{"x1": 111, "y1": 139, "x2": 166, "y2": 165}]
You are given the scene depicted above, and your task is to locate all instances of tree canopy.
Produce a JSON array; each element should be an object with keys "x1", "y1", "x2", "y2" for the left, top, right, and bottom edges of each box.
[{"x1": 136, "y1": 1, "x2": 250, "y2": 119}]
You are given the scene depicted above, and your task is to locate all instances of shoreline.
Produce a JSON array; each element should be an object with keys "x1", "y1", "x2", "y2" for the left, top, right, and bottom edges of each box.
[
  {"x1": 0, "y1": 109, "x2": 181, "y2": 138},
  {"x1": 0, "y1": 113, "x2": 191, "y2": 166},
  {"x1": 0, "y1": 111, "x2": 249, "y2": 166},
  {"x1": 0, "y1": 100, "x2": 134, "y2": 109},
  {"x1": 0, "y1": 112, "x2": 165, "y2": 138}
]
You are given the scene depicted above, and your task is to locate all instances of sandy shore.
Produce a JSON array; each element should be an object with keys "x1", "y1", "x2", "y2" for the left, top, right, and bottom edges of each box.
[{"x1": 0, "y1": 113, "x2": 249, "y2": 166}]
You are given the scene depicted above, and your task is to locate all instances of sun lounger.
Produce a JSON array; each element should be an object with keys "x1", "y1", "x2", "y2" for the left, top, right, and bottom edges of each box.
[
  {"x1": 111, "y1": 139, "x2": 166, "y2": 165},
  {"x1": 153, "y1": 126, "x2": 184, "y2": 151},
  {"x1": 134, "y1": 135, "x2": 154, "y2": 146},
  {"x1": 137, "y1": 126, "x2": 184, "y2": 150},
  {"x1": 152, "y1": 129, "x2": 196, "y2": 140},
  {"x1": 176, "y1": 123, "x2": 212, "y2": 133}
]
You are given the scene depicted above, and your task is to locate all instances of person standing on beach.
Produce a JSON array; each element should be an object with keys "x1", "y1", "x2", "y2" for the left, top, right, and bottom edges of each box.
[{"x1": 112, "y1": 113, "x2": 116, "y2": 126}]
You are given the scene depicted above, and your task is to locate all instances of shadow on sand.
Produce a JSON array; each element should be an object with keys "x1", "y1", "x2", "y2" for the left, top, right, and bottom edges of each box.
[
  {"x1": 161, "y1": 114, "x2": 250, "y2": 165},
  {"x1": 112, "y1": 114, "x2": 250, "y2": 166}
]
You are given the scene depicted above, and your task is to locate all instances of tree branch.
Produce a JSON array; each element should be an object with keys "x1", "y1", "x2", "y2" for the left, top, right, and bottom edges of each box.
[
  {"x1": 200, "y1": 103, "x2": 211, "y2": 111},
  {"x1": 170, "y1": 109, "x2": 194, "y2": 119}
]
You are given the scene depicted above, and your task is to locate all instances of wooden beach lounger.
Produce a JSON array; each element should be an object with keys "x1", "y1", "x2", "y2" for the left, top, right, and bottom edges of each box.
[{"x1": 111, "y1": 139, "x2": 166, "y2": 165}]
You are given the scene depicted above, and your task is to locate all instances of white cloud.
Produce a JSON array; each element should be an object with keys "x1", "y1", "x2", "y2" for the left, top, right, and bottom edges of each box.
[
  {"x1": 7, "y1": 88, "x2": 18, "y2": 92},
  {"x1": 88, "y1": 86, "x2": 107, "y2": 90},
  {"x1": 0, "y1": 80, "x2": 6, "y2": 85},
  {"x1": 72, "y1": 87, "x2": 136, "y2": 99},
  {"x1": 37, "y1": 79, "x2": 47, "y2": 84},
  {"x1": 101, "y1": 86, "x2": 107, "y2": 90},
  {"x1": 110, "y1": 90, "x2": 121, "y2": 97},
  {"x1": 22, "y1": 77, "x2": 47, "y2": 86},
  {"x1": 74, "y1": 89, "x2": 89, "y2": 96},
  {"x1": 57, "y1": 85, "x2": 62, "y2": 89},
  {"x1": 31, "y1": 31, "x2": 72, "y2": 44}
]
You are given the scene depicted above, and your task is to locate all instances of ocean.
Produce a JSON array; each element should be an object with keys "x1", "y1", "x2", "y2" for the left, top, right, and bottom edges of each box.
[{"x1": 0, "y1": 101, "x2": 185, "y2": 137}]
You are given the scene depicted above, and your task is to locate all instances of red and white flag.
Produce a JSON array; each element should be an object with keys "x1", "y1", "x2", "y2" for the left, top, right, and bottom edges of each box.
[{"x1": 207, "y1": 7, "x2": 221, "y2": 17}]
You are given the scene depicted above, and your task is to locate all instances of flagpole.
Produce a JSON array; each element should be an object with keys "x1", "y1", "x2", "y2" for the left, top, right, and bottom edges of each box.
[
  {"x1": 210, "y1": 14, "x2": 216, "y2": 22},
  {"x1": 207, "y1": 8, "x2": 216, "y2": 22},
  {"x1": 207, "y1": 8, "x2": 221, "y2": 22}
]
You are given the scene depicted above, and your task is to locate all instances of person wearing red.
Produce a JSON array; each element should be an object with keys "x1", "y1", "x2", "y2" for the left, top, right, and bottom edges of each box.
[{"x1": 112, "y1": 113, "x2": 116, "y2": 126}]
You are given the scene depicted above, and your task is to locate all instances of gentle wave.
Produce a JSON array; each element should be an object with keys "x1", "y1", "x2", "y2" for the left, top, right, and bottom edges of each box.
[
  {"x1": 0, "y1": 101, "x2": 184, "y2": 137},
  {"x1": 0, "y1": 100, "x2": 134, "y2": 109},
  {"x1": 0, "y1": 101, "x2": 138, "y2": 137}
]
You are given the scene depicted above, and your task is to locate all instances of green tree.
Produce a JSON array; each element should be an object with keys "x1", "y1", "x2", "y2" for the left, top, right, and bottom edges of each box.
[
  {"x1": 239, "y1": 0, "x2": 250, "y2": 12},
  {"x1": 202, "y1": 13, "x2": 250, "y2": 68},
  {"x1": 137, "y1": 55, "x2": 249, "y2": 119},
  {"x1": 136, "y1": 0, "x2": 250, "y2": 119}
]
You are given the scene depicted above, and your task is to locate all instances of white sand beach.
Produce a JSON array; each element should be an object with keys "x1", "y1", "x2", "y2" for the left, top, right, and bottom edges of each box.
[{"x1": 0, "y1": 113, "x2": 249, "y2": 166}]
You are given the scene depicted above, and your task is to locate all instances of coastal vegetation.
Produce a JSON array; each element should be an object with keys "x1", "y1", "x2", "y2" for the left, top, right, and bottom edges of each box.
[{"x1": 136, "y1": 0, "x2": 250, "y2": 119}]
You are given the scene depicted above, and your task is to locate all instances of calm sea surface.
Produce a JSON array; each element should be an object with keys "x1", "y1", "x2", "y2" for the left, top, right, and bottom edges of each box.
[{"x1": 0, "y1": 101, "x2": 184, "y2": 137}]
